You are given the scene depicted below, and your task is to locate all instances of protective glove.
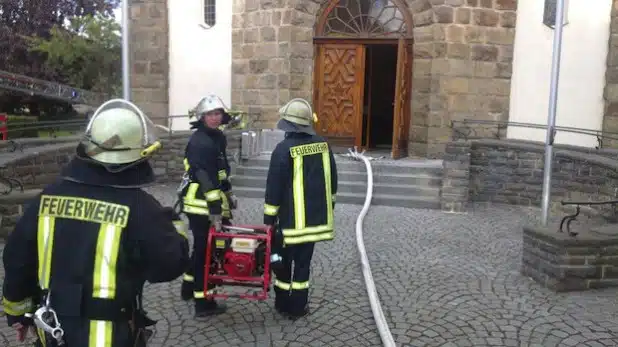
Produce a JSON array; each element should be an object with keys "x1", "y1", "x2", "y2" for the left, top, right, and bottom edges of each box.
[
  {"x1": 226, "y1": 191, "x2": 238, "y2": 210},
  {"x1": 211, "y1": 214, "x2": 223, "y2": 232}
]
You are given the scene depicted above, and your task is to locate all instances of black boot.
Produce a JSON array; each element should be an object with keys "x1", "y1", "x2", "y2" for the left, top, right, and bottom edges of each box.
[
  {"x1": 195, "y1": 299, "x2": 227, "y2": 317},
  {"x1": 285, "y1": 306, "x2": 310, "y2": 320},
  {"x1": 180, "y1": 280, "x2": 193, "y2": 301}
]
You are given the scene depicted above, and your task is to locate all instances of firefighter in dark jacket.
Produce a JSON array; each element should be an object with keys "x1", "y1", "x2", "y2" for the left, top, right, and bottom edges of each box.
[
  {"x1": 264, "y1": 98, "x2": 338, "y2": 319},
  {"x1": 178, "y1": 94, "x2": 237, "y2": 316},
  {"x1": 1, "y1": 99, "x2": 189, "y2": 347}
]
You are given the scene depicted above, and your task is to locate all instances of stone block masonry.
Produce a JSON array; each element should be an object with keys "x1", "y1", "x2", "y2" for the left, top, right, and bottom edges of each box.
[
  {"x1": 230, "y1": 0, "x2": 518, "y2": 158},
  {"x1": 468, "y1": 139, "x2": 618, "y2": 216},
  {"x1": 441, "y1": 140, "x2": 471, "y2": 212},
  {"x1": 522, "y1": 226, "x2": 618, "y2": 291}
]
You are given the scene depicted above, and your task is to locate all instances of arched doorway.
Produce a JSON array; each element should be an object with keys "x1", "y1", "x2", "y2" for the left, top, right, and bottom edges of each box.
[{"x1": 313, "y1": 0, "x2": 414, "y2": 158}]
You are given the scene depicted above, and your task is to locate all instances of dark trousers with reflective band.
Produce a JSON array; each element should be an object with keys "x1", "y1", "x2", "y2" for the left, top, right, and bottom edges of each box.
[
  {"x1": 183, "y1": 214, "x2": 230, "y2": 301},
  {"x1": 273, "y1": 242, "x2": 315, "y2": 315},
  {"x1": 34, "y1": 317, "x2": 132, "y2": 347}
]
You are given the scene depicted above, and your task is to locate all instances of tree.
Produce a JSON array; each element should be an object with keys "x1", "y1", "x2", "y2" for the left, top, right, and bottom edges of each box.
[
  {"x1": 26, "y1": 14, "x2": 122, "y2": 96},
  {"x1": 0, "y1": 0, "x2": 119, "y2": 80}
]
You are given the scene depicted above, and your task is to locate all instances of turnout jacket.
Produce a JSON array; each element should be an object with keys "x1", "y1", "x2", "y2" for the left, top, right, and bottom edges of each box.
[
  {"x1": 180, "y1": 121, "x2": 232, "y2": 217},
  {"x1": 1, "y1": 156, "x2": 189, "y2": 345},
  {"x1": 263, "y1": 133, "x2": 338, "y2": 245}
]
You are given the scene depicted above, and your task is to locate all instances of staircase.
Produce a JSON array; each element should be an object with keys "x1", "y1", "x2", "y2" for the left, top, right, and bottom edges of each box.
[{"x1": 231, "y1": 154, "x2": 444, "y2": 210}]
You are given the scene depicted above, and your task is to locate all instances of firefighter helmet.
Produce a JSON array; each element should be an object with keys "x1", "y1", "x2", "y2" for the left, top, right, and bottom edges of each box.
[
  {"x1": 277, "y1": 98, "x2": 317, "y2": 135},
  {"x1": 82, "y1": 99, "x2": 161, "y2": 165},
  {"x1": 195, "y1": 95, "x2": 229, "y2": 118}
]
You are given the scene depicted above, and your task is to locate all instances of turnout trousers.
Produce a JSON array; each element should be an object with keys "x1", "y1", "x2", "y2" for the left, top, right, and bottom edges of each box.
[
  {"x1": 34, "y1": 317, "x2": 132, "y2": 347},
  {"x1": 181, "y1": 215, "x2": 230, "y2": 306},
  {"x1": 272, "y1": 242, "x2": 315, "y2": 316}
]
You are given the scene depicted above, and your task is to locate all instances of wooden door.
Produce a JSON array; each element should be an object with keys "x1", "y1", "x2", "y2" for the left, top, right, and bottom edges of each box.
[
  {"x1": 315, "y1": 44, "x2": 366, "y2": 148},
  {"x1": 391, "y1": 37, "x2": 412, "y2": 159}
]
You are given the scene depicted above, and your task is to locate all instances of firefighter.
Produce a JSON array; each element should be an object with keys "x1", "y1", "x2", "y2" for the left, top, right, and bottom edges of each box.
[
  {"x1": 178, "y1": 94, "x2": 237, "y2": 317},
  {"x1": 263, "y1": 98, "x2": 338, "y2": 319},
  {"x1": 1, "y1": 99, "x2": 189, "y2": 347}
]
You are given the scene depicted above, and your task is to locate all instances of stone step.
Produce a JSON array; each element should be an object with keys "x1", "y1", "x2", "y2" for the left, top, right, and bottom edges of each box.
[
  {"x1": 232, "y1": 167, "x2": 442, "y2": 187},
  {"x1": 232, "y1": 186, "x2": 441, "y2": 210},
  {"x1": 232, "y1": 175, "x2": 440, "y2": 198},
  {"x1": 240, "y1": 156, "x2": 444, "y2": 176}
]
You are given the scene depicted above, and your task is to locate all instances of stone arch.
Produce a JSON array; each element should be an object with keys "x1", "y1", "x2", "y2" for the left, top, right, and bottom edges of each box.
[{"x1": 314, "y1": 0, "x2": 415, "y2": 38}]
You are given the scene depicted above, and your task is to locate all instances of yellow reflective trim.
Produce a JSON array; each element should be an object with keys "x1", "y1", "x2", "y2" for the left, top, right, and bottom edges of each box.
[
  {"x1": 92, "y1": 223, "x2": 123, "y2": 299},
  {"x1": 282, "y1": 224, "x2": 332, "y2": 237},
  {"x1": 37, "y1": 328, "x2": 46, "y2": 345},
  {"x1": 292, "y1": 154, "x2": 305, "y2": 229},
  {"x1": 274, "y1": 280, "x2": 291, "y2": 290},
  {"x1": 264, "y1": 204, "x2": 279, "y2": 216},
  {"x1": 88, "y1": 320, "x2": 113, "y2": 347},
  {"x1": 284, "y1": 231, "x2": 334, "y2": 245},
  {"x1": 173, "y1": 220, "x2": 188, "y2": 238},
  {"x1": 1, "y1": 297, "x2": 33, "y2": 316},
  {"x1": 183, "y1": 274, "x2": 194, "y2": 282},
  {"x1": 185, "y1": 183, "x2": 207, "y2": 205},
  {"x1": 183, "y1": 158, "x2": 190, "y2": 172},
  {"x1": 37, "y1": 215, "x2": 56, "y2": 289},
  {"x1": 291, "y1": 281, "x2": 309, "y2": 290},
  {"x1": 289, "y1": 142, "x2": 328, "y2": 158},
  {"x1": 182, "y1": 204, "x2": 209, "y2": 215},
  {"x1": 205, "y1": 189, "x2": 222, "y2": 202},
  {"x1": 183, "y1": 197, "x2": 207, "y2": 208},
  {"x1": 322, "y1": 150, "x2": 334, "y2": 227},
  {"x1": 218, "y1": 170, "x2": 227, "y2": 180},
  {"x1": 194, "y1": 289, "x2": 215, "y2": 299},
  {"x1": 215, "y1": 239, "x2": 226, "y2": 248},
  {"x1": 39, "y1": 195, "x2": 129, "y2": 228}
]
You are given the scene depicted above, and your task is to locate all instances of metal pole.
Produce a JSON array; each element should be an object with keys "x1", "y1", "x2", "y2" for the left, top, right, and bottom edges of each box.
[
  {"x1": 121, "y1": 0, "x2": 131, "y2": 100},
  {"x1": 541, "y1": 0, "x2": 567, "y2": 226}
]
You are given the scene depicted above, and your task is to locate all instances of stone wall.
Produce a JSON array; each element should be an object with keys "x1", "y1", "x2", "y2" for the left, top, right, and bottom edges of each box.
[
  {"x1": 231, "y1": 0, "x2": 517, "y2": 158},
  {"x1": 441, "y1": 140, "x2": 471, "y2": 213},
  {"x1": 130, "y1": 0, "x2": 169, "y2": 126},
  {"x1": 604, "y1": 0, "x2": 618, "y2": 146},
  {"x1": 0, "y1": 190, "x2": 40, "y2": 238},
  {"x1": 468, "y1": 139, "x2": 618, "y2": 214},
  {"x1": 0, "y1": 131, "x2": 244, "y2": 238},
  {"x1": 439, "y1": 138, "x2": 618, "y2": 214},
  {"x1": 522, "y1": 226, "x2": 618, "y2": 291}
]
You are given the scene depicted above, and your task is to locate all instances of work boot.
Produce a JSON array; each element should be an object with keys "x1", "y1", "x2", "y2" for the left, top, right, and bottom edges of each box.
[
  {"x1": 180, "y1": 280, "x2": 193, "y2": 301},
  {"x1": 194, "y1": 299, "x2": 227, "y2": 318},
  {"x1": 285, "y1": 306, "x2": 310, "y2": 321}
]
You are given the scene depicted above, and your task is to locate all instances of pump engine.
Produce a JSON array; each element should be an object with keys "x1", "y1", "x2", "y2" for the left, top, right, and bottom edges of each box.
[{"x1": 204, "y1": 225, "x2": 273, "y2": 301}]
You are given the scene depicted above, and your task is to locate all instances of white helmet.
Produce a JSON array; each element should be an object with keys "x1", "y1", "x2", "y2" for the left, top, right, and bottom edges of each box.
[
  {"x1": 82, "y1": 99, "x2": 161, "y2": 165},
  {"x1": 194, "y1": 94, "x2": 228, "y2": 118}
]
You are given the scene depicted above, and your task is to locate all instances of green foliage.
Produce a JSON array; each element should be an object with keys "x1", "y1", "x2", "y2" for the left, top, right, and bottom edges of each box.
[{"x1": 25, "y1": 13, "x2": 121, "y2": 96}]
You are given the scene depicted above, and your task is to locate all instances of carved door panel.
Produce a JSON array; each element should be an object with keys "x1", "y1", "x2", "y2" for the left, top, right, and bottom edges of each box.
[
  {"x1": 315, "y1": 44, "x2": 366, "y2": 148},
  {"x1": 391, "y1": 37, "x2": 412, "y2": 159}
]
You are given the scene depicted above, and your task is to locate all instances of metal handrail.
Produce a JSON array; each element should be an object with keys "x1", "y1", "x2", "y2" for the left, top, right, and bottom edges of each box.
[
  {"x1": 451, "y1": 119, "x2": 618, "y2": 149},
  {"x1": 559, "y1": 200, "x2": 618, "y2": 236}
]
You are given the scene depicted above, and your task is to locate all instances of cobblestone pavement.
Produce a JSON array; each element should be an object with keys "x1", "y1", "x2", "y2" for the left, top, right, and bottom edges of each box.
[{"x1": 1, "y1": 185, "x2": 617, "y2": 346}]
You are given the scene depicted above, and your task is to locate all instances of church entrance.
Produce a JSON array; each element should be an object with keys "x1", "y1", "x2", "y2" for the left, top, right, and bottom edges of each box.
[{"x1": 312, "y1": 0, "x2": 413, "y2": 159}]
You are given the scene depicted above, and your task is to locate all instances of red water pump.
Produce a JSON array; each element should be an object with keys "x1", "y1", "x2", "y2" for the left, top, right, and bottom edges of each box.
[{"x1": 203, "y1": 224, "x2": 273, "y2": 301}]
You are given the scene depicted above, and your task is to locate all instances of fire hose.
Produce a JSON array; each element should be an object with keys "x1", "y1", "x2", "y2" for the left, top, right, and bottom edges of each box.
[{"x1": 341, "y1": 147, "x2": 395, "y2": 347}]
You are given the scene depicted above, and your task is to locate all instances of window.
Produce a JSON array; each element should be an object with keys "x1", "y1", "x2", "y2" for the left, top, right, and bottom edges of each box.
[
  {"x1": 543, "y1": 0, "x2": 569, "y2": 29},
  {"x1": 203, "y1": 0, "x2": 216, "y2": 28},
  {"x1": 321, "y1": 0, "x2": 406, "y2": 38}
]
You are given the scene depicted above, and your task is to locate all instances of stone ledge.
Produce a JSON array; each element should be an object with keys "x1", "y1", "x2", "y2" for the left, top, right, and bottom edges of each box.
[
  {"x1": 0, "y1": 189, "x2": 42, "y2": 239},
  {"x1": 522, "y1": 226, "x2": 618, "y2": 292}
]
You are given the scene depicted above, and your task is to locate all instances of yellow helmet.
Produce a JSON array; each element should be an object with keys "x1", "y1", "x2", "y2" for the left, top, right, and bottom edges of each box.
[
  {"x1": 82, "y1": 99, "x2": 161, "y2": 165},
  {"x1": 277, "y1": 98, "x2": 317, "y2": 135}
]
